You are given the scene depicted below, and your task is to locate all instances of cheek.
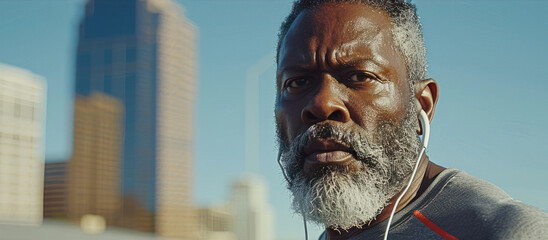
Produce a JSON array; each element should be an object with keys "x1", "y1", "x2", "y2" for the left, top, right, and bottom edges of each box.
[
  {"x1": 372, "y1": 83, "x2": 408, "y2": 116},
  {"x1": 275, "y1": 102, "x2": 302, "y2": 141},
  {"x1": 349, "y1": 82, "x2": 409, "y2": 131}
]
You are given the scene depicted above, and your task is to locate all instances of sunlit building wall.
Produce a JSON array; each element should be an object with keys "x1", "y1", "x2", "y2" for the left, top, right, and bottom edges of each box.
[
  {"x1": 198, "y1": 205, "x2": 236, "y2": 240},
  {"x1": 151, "y1": 0, "x2": 197, "y2": 239},
  {"x1": 231, "y1": 176, "x2": 274, "y2": 240},
  {"x1": 67, "y1": 93, "x2": 123, "y2": 226},
  {"x1": 0, "y1": 63, "x2": 46, "y2": 226},
  {"x1": 43, "y1": 161, "x2": 68, "y2": 219},
  {"x1": 73, "y1": 0, "x2": 196, "y2": 238}
]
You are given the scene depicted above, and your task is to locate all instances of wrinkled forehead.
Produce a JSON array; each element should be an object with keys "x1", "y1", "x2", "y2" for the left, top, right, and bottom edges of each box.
[{"x1": 277, "y1": 3, "x2": 397, "y2": 77}]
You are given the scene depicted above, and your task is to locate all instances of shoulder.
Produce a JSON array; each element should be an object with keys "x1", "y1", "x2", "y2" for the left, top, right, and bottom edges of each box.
[{"x1": 422, "y1": 169, "x2": 548, "y2": 239}]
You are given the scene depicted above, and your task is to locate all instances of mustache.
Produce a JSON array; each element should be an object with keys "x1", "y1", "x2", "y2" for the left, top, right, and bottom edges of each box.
[{"x1": 281, "y1": 122, "x2": 383, "y2": 179}]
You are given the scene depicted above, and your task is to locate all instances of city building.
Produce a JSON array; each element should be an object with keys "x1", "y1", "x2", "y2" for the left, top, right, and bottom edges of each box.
[
  {"x1": 0, "y1": 63, "x2": 46, "y2": 226},
  {"x1": 197, "y1": 205, "x2": 236, "y2": 240},
  {"x1": 231, "y1": 175, "x2": 274, "y2": 240},
  {"x1": 0, "y1": 218, "x2": 169, "y2": 240},
  {"x1": 67, "y1": 93, "x2": 124, "y2": 226},
  {"x1": 70, "y1": 0, "x2": 197, "y2": 238},
  {"x1": 43, "y1": 161, "x2": 68, "y2": 219}
]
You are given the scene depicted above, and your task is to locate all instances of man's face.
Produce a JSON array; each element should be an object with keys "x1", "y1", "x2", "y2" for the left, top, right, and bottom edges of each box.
[{"x1": 276, "y1": 3, "x2": 421, "y2": 229}]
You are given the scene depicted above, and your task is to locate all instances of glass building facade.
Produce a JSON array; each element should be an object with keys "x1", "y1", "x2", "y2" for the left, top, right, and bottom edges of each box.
[{"x1": 71, "y1": 0, "x2": 197, "y2": 238}]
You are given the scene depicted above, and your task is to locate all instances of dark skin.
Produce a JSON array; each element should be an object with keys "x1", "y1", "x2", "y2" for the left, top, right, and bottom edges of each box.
[{"x1": 275, "y1": 3, "x2": 443, "y2": 239}]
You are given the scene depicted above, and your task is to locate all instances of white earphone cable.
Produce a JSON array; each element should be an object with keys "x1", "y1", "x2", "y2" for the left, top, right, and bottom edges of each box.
[{"x1": 383, "y1": 110, "x2": 430, "y2": 240}]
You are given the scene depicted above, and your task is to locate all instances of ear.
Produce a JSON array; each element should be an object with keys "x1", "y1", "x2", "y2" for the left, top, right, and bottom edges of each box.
[{"x1": 414, "y1": 78, "x2": 439, "y2": 126}]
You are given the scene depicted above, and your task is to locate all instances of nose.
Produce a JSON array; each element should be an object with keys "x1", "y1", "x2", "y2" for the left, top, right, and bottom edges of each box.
[{"x1": 301, "y1": 77, "x2": 351, "y2": 126}]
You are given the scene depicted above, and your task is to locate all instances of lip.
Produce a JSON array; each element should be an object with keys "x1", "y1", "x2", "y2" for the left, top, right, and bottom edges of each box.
[
  {"x1": 305, "y1": 150, "x2": 354, "y2": 164},
  {"x1": 302, "y1": 138, "x2": 356, "y2": 178}
]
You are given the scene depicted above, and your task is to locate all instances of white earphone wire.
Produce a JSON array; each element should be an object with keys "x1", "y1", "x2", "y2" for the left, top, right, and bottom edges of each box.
[{"x1": 383, "y1": 110, "x2": 430, "y2": 240}]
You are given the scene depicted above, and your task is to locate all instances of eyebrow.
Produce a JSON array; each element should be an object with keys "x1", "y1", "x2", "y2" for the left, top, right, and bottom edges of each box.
[
  {"x1": 333, "y1": 55, "x2": 386, "y2": 73},
  {"x1": 338, "y1": 57, "x2": 375, "y2": 67},
  {"x1": 278, "y1": 58, "x2": 383, "y2": 76}
]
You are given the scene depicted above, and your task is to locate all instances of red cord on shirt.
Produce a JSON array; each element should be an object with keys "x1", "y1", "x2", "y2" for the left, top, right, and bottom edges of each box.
[{"x1": 413, "y1": 210, "x2": 459, "y2": 240}]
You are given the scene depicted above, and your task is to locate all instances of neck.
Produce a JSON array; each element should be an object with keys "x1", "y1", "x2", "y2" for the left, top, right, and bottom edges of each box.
[{"x1": 325, "y1": 156, "x2": 444, "y2": 240}]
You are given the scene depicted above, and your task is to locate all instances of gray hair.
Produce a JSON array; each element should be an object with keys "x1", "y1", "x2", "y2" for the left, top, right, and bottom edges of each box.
[{"x1": 277, "y1": 0, "x2": 427, "y2": 82}]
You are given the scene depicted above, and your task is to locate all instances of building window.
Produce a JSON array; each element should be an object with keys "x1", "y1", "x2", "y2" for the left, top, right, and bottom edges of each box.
[
  {"x1": 126, "y1": 47, "x2": 137, "y2": 63},
  {"x1": 78, "y1": 52, "x2": 91, "y2": 67},
  {"x1": 104, "y1": 48, "x2": 112, "y2": 65},
  {"x1": 19, "y1": 103, "x2": 35, "y2": 121},
  {"x1": 104, "y1": 75, "x2": 112, "y2": 94},
  {"x1": 77, "y1": 74, "x2": 91, "y2": 95},
  {"x1": 14, "y1": 100, "x2": 21, "y2": 118}
]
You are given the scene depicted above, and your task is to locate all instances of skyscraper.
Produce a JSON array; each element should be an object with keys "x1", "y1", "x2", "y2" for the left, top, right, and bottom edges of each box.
[
  {"x1": 68, "y1": 93, "x2": 123, "y2": 226},
  {"x1": 231, "y1": 176, "x2": 274, "y2": 240},
  {"x1": 43, "y1": 161, "x2": 68, "y2": 219},
  {"x1": 0, "y1": 63, "x2": 46, "y2": 226},
  {"x1": 71, "y1": 0, "x2": 197, "y2": 238},
  {"x1": 198, "y1": 204, "x2": 237, "y2": 240}
]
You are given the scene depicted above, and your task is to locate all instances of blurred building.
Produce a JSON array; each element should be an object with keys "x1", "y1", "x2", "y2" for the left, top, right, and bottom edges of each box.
[
  {"x1": 71, "y1": 0, "x2": 197, "y2": 239},
  {"x1": 0, "y1": 218, "x2": 169, "y2": 240},
  {"x1": 43, "y1": 161, "x2": 68, "y2": 219},
  {"x1": 68, "y1": 93, "x2": 124, "y2": 226},
  {"x1": 0, "y1": 63, "x2": 46, "y2": 225},
  {"x1": 231, "y1": 176, "x2": 273, "y2": 240},
  {"x1": 197, "y1": 205, "x2": 236, "y2": 240}
]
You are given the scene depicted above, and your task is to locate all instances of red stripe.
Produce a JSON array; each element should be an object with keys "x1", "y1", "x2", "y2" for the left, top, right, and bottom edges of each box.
[{"x1": 413, "y1": 210, "x2": 459, "y2": 240}]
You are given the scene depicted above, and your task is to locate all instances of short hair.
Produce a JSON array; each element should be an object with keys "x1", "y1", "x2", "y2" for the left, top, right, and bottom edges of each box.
[{"x1": 277, "y1": 0, "x2": 427, "y2": 82}]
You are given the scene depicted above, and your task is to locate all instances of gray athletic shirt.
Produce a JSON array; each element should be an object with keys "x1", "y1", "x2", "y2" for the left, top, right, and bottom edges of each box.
[{"x1": 318, "y1": 168, "x2": 548, "y2": 240}]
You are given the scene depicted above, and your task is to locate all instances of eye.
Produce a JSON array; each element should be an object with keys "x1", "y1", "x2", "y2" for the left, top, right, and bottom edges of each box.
[
  {"x1": 285, "y1": 78, "x2": 310, "y2": 91},
  {"x1": 346, "y1": 72, "x2": 380, "y2": 83}
]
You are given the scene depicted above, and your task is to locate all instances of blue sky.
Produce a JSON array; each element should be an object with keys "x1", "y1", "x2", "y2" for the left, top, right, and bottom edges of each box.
[{"x1": 0, "y1": 1, "x2": 547, "y2": 239}]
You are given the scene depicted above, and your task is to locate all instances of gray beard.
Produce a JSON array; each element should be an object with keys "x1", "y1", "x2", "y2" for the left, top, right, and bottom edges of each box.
[{"x1": 278, "y1": 104, "x2": 421, "y2": 230}]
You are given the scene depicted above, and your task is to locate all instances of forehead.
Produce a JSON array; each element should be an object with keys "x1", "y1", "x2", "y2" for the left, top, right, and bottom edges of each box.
[{"x1": 278, "y1": 3, "x2": 397, "y2": 73}]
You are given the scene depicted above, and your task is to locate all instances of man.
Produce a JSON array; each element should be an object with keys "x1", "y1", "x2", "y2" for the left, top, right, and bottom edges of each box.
[{"x1": 275, "y1": 0, "x2": 548, "y2": 239}]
